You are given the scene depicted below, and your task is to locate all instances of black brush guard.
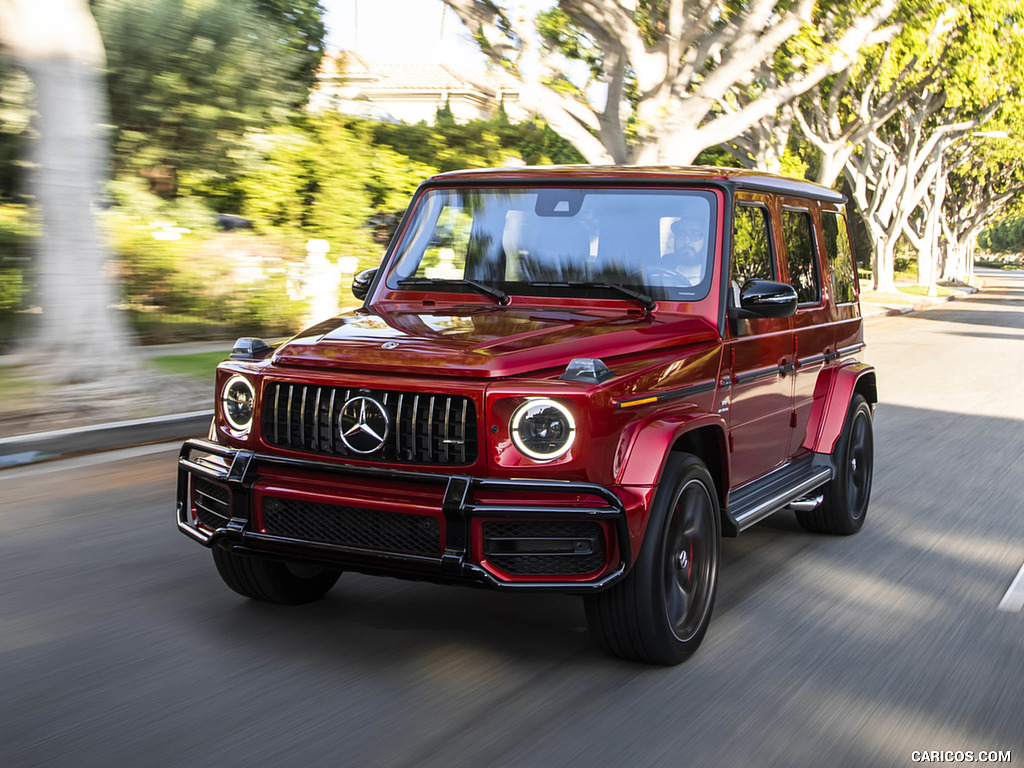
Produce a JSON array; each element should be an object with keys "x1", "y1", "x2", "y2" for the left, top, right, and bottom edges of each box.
[{"x1": 176, "y1": 438, "x2": 632, "y2": 591}]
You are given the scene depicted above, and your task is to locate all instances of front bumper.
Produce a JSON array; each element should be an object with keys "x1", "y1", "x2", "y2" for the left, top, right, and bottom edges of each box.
[{"x1": 176, "y1": 438, "x2": 632, "y2": 591}]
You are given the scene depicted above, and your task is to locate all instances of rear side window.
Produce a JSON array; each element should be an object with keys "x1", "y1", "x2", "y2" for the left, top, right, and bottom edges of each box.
[
  {"x1": 822, "y1": 211, "x2": 857, "y2": 304},
  {"x1": 782, "y1": 209, "x2": 820, "y2": 304},
  {"x1": 731, "y1": 204, "x2": 774, "y2": 283}
]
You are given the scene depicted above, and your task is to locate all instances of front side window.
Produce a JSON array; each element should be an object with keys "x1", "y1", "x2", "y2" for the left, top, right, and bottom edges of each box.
[
  {"x1": 731, "y1": 204, "x2": 774, "y2": 284},
  {"x1": 386, "y1": 187, "x2": 717, "y2": 302},
  {"x1": 782, "y1": 209, "x2": 821, "y2": 305},
  {"x1": 822, "y1": 211, "x2": 857, "y2": 304}
]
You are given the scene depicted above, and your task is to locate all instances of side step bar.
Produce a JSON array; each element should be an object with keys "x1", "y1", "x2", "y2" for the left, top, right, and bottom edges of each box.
[{"x1": 724, "y1": 456, "x2": 833, "y2": 535}]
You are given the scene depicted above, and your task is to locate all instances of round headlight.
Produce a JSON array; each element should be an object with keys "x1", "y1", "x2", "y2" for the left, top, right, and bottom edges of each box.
[
  {"x1": 222, "y1": 375, "x2": 255, "y2": 432},
  {"x1": 510, "y1": 398, "x2": 576, "y2": 461}
]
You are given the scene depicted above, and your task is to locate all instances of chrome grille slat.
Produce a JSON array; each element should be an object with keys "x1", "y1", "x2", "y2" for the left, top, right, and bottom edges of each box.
[
  {"x1": 286, "y1": 385, "x2": 294, "y2": 443},
  {"x1": 427, "y1": 396, "x2": 435, "y2": 462},
  {"x1": 312, "y1": 388, "x2": 322, "y2": 451},
  {"x1": 442, "y1": 397, "x2": 451, "y2": 463},
  {"x1": 459, "y1": 400, "x2": 468, "y2": 464},
  {"x1": 263, "y1": 383, "x2": 476, "y2": 466},
  {"x1": 395, "y1": 394, "x2": 404, "y2": 455},
  {"x1": 327, "y1": 389, "x2": 337, "y2": 453},
  {"x1": 411, "y1": 394, "x2": 419, "y2": 457},
  {"x1": 273, "y1": 386, "x2": 280, "y2": 444}
]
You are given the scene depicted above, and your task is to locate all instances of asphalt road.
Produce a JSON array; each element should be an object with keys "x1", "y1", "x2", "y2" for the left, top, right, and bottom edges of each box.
[{"x1": 2, "y1": 270, "x2": 1022, "y2": 768}]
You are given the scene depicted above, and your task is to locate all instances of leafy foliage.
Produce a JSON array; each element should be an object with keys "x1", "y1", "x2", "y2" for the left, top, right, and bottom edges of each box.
[
  {"x1": 237, "y1": 114, "x2": 435, "y2": 265},
  {"x1": 104, "y1": 187, "x2": 308, "y2": 342},
  {"x1": 0, "y1": 204, "x2": 37, "y2": 348},
  {"x1": 251, "y1": 0, "x2": 327, "y2": 102},
  {"x1": 979, "y1": 218, "x2": 1024, "y2": 255},
  {"x1": 371, "y1": 111, "x2": 584, "y2": 172},
  {"x1": 0, "y1": 55, "x2": 32, "y2": 201},
  {"x1": 95, "y1": 0, "x2": 305, "y2": 202}
]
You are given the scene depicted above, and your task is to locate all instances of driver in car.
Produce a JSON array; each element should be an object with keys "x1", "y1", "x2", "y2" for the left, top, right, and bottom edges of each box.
[{"x1": 660, "y1": 218, "x2": 708, "y2": 285}]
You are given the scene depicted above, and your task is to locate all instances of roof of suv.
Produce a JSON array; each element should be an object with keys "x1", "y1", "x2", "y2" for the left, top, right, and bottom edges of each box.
[{"x1": 427, "y1": 165, "x2": 846, "y2": 204}]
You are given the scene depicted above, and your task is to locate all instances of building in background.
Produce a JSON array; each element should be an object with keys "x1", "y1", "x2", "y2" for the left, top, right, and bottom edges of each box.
[{"x1": 311, "y1": 51, "x2": 524, "y2": 124}]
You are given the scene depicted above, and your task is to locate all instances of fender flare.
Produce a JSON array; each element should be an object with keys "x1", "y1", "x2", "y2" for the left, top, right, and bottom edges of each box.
[
  {"x1": 615, "y1": 409, "x2": 729, "y2": 489},
  {"x1": 803, "y1": 362, "x2": 877, "y2": 455}
]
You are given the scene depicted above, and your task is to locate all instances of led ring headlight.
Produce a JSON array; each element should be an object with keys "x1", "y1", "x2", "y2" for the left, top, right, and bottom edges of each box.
[
  {"x1": 510, "y1": 398, "x2": 576, "y2": 461},
  {"x1": 222, "y1": 375, "x2": 255, "y2": 432}
]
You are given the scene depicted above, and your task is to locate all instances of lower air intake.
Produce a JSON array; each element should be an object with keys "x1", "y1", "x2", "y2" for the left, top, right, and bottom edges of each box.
[
  {"x1": 194, "y1": 478, "x2": 231, "y2": 530},
  {"x1": 262, "y1": 497, "x2": 441, "y2": 556}
]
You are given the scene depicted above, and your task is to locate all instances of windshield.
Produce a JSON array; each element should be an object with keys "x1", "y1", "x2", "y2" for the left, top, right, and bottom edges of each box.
[{"x1": 385, "y1": 186, "x2": 717, "y2": 302}]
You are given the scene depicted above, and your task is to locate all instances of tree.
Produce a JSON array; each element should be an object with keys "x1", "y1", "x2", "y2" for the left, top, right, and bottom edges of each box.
[
  {"x1": 797, "y1": 0, "x2": 1024, "y2": 291},
  {"x1": 937, "y1": 124, "x2": 1024, "y2": 282},
  {"x1": 447, "y1": 0, "x2": 899, "y2": 165},
  {"x1": 0, "y1": 0, "x2": 135, "y2": 381},
  {"x1": 237, "y1": 114, "x2": 438, "y2": 268},
  {"x1": 251, "y1": 0, "x2": 327, "y2": 103},
  {"x1": 94, "y1": 0, "x2": 304, "y2": 204},
  {"x1": 793, "y1": 3, "x2": 954, "y2": 188}
]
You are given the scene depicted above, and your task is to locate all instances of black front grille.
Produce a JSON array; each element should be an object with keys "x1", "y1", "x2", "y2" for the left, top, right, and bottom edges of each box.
[
  {"x1": 262, "y1": 383, "x2": 477, "y2": 465},
  {"x1": 262, "y1": 497, "x2": 441, "y2": 555},
  {"x1": 483, "y1": 521, "x2": 605, "y2": 576},
  {"x1": 193, "y1": 478, "x2": 231, "y2": 530}
]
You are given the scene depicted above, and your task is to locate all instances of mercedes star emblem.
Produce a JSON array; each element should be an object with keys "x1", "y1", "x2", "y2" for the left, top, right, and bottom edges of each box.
[{"x1": 339, "y1": 396, "x2": 389, "y2": 454}]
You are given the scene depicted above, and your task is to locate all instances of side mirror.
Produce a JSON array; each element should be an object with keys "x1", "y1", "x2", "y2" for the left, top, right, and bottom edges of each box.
[
  {"x1": 351, "y1": 267, "x2": 378, "y2": 301},
  {"x1": 729, "y1": 280, "x2": 798, "y2": 320}
]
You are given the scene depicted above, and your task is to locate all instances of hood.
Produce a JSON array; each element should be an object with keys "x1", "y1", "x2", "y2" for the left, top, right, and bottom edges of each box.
[{"x1": 271, "y1": 305, "x2": 719, "y2": 379}]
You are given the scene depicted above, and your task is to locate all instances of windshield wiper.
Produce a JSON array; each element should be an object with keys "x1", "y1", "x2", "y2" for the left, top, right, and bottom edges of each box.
[
  {"x1": 528, "y1": 281, "x2": 656, "y2": 312},
  {"x1": 397, "y1": 277, "x2": 510, "y2": 306}
]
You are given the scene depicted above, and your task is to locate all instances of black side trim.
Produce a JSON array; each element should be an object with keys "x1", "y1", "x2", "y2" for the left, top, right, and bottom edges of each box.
[
  {"x1": 799, "y1": 353, "x2": 828, "y2": 367},
  {"x1": 733, "y1": 366, "x2": 782, "y2": 386},
  {"x1": 837, "y1": 343, "x2": 866, "y2": 358}
]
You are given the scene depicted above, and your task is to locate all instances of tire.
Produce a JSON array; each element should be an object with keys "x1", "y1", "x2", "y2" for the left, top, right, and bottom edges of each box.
[
  {"x1": 585, "y1": 453, "x2": 721, "y2": 665},
  {"x1": 212, "y1": 547, "x2": 341, "y2": 605},
  {"x1": 797, "y1": 393, "x2": 873, "y2": 535}
]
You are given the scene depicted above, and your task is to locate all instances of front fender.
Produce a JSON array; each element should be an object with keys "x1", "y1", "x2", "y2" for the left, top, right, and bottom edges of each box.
[
  {"x1": 615, "y1": 408, "x2": 729, "y2": 487},
  {"x1": 802, "y1": 362, "x2": 876, "y2": 455}
]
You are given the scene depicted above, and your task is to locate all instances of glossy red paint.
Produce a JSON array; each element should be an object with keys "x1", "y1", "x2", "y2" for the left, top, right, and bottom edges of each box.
[
  {"x1": 803, "y1": 361, "x2": 876, "y2": 455},
  {"x1": 272, "y1": 305, "x2": 720, "y2": 378}
]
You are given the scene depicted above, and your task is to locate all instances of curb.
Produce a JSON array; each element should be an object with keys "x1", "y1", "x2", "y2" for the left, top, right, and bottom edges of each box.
[{"x1": 0, "y1": 410, "x2": 213, "y2": 469}]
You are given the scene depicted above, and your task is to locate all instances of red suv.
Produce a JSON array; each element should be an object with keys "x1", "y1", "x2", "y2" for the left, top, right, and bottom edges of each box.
[{"x1": 177, "y1": 166, "x2": 875, "y2": 664}]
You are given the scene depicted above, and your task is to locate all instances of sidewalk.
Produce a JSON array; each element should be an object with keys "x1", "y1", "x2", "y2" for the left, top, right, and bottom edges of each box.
[
  {"x1": 0, "y1": 282, "x2": 981, "y2": 468},
  {"x1": 859, "y1": 282, "x2": 978, "y2": 319}
]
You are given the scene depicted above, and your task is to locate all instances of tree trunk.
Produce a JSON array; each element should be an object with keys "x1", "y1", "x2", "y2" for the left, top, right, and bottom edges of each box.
[
  {"x1": 942, "y1": 242, "x2": 968, "y2": 283},
  {"x1": 916, "y1": 166, "x2": 944, "y2": 297},
  {"x1": 0, "y1": 0, "x2": 135, "y2": 382},
  {"x1": 874, "y1": 234, "x2": 899, "y2": 294}
]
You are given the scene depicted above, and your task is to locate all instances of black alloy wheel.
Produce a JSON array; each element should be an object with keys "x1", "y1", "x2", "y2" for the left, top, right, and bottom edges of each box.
[
  {"x1": 663, "y1": 471, "x2": 719, "y2": 643},
  {"x1": 585, "y1": 453, "x2": 721, "y2": 665},
  {"x1": 797, "y1": 393, "x2": 874, "y2": 535}
]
